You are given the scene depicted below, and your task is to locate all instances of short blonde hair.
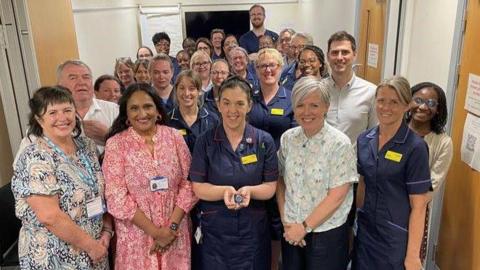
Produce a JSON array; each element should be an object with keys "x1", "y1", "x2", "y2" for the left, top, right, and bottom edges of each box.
[
  {"x1": 189, "y1": 50, "x2": 212, "y2": 70},
  {"x1": 376, "y1": 76, "x2": 411, "y2": 105},
  {"x1": 256, "y1": 48, "x2": 284, "y2": 68},
  {"x1": 291, "y1": 76, "x2": 330, "y2": 109}
]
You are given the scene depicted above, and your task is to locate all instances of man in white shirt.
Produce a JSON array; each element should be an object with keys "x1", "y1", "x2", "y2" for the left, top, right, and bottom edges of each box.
[
  {"x1": 325, "y1": 31, "x2": 377, "y2": 145},
  {"x1": 14, "y1": 60, "x2": 118, "y2": 165}
]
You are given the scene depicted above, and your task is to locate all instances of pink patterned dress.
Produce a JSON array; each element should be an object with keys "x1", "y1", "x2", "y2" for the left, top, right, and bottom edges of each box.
[{"x1": 103, "y1": 125, "x2": 197, "y2": 270}]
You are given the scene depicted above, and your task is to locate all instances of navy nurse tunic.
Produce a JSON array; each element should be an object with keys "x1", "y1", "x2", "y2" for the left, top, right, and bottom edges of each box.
[
  {"x1": 189, "y1": 123, "x2": 278, "y2": 270},
  {"x1": 354, "y1": 122, "x2": 432, "y2": 270},
  {"x1": 249, "y1": 86, "x2": 296, "y2": 152},
  {"x1": 167, "y1": 107, "x2": 219, "y2": 153}
]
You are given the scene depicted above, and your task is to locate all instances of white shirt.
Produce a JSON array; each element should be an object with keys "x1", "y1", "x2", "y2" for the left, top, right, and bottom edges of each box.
[
  {"x1": 13, "y1": 98, "x2": 118, "y2": 167},
  {"x1": 325, "y1": 74, "x2": 377, "y2": 145}
]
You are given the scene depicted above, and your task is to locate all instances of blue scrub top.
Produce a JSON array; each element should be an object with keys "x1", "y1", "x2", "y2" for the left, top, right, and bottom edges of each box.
[
  {"x1": 246, "y1": 63, "x2": 260, "y2": 93},
  {"x1": 160, "y1": 90, "x2": 176, "y2": 114},
  {"x1": 203, "y1": 89, "x2": 219, "y2": 118},
  {"x1": 355, "y1": 122, "x2": 431, "y2": 268},
  {"x1": 239, "y1": 30, "x2": 279, "y2": 54},
  {"x1": 171, "y1": 56, "x2": 181, "y2": 84},
  {"x1": 190, "y1": 123, "x2": 278, "y2": 210},
  {"x1": 249, "y1": 86, "x2": 296, "y2": 149},
  {"x1": 280, "y1": 61, "x2": 297, "y2": 92},
  {"x1": 166, "y1": 107, "x2": 219, "y2": 153}
]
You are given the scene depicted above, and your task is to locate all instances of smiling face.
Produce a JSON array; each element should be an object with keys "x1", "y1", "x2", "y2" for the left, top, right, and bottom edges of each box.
[
  {"x1": 223, "y1": 36, "x2": 239, "y2": 57},
  {"x1": 126, "y1": 90, "x2": 159, "y2": 136},
  {"x1": 58, "y1": 64, "x2": 93, "y2": 104},
  {"x1": 327, "y1": 40, "x2": 356, "y2": 76},
  {"x1": 176, "y1": 77, "x2": 199, "y2": 108},
  {"x1": 135, "y1": 64, "x2": 150, "y2": 84},
  {"x1": 256, "y1": 53, "x2": 281, "y2": 87},
  {"x1": 150, "y1": 60, "x2": 173, "y2": 90},
  {"x1": 299, "y1": 49, "x2": 322, "y2": 77},
  {"x1": 38, "y1": 102, "x2": 77, "y2": 142},
  {"x1": 249, "y1": 6, "x2": 265, "y2": 28},
  {"x1": 117, "y1": 63, "x2": 135, "y2": 87},
  {"x1": 218, "y1": 86, "x2": 252, "y2": 131},
  {"x1": 96, "y1": 79, "x2": 121, "y2": 103},
  {"x1": 294, "y1": 91, "x2": 329, "y2": 137},
  {"x1": 211, "y1": 33, "x2": 224, "y2": 49},
  {"x1": 211, "y1": 61, "x2": 230, "y2": 87},
  {"x1": 229, "y1": 50, "x2": 248, "y2": 75},
  {"x1": 376, "y1": 86, "x2": 409, "y2": 127},
  {"x1": 176, "y1": 51, "x2": 190, "y2": 70},
  {"x1": 192, "y1": 54, "x2": 211, "y2": 81},
  {"x1": 197, "y1": 41, "x2": 211, "y2": 56},
  {"x1": 409, "y1": 87, "x2": 439, "y2": 125},
  {"x1": 137, "y1": 47, "x2": 153, "y2": 60},
  {"x1": 279, "y1": 31, "x2": 292, "y2": 55}
]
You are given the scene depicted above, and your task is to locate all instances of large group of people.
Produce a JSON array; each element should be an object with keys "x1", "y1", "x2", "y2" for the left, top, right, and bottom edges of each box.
[{"x1": 10, "y1": 3, "x2": 453, "y2": 270}]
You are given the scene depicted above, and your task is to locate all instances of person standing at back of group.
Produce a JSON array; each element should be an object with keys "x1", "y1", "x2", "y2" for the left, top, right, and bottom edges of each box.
[
  {"x1": 149, "y1": 54, "x2": 176, "y2": 113},
  {"x1": 239, "y1": 4, "x2": 279, "y2": 60},
  {"x1": 325, "y1": 31, "x2": 377, "y2": 144},
  {"x1": 152, "y1": 32, "x2": 180, "y2": 83}
]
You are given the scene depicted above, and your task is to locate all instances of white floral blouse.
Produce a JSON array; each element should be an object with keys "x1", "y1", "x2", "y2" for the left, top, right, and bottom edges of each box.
[
  {"x1": 278, "y1": 123, "x2": 358, "y2": 232},
  {"x1": 11, "y1": 136, "x2": 107, "y2": 270}
]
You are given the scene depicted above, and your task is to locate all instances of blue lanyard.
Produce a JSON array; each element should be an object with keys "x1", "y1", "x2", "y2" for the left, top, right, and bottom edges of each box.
[{"x1": 44, "y1": 137, "x2": 98, "y2": 194}]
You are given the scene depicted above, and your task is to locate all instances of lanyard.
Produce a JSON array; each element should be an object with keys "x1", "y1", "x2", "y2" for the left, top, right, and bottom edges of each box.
[{"x1": 44, "y1": 137, "x2": 98, "y2": 194}]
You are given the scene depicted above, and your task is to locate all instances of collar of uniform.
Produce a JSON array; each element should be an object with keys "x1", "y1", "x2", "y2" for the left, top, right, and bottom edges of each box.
[
  {"x1": 203, "y1": 81, "x2": 213, "y2": 92},
  {"x1": 170, "y1": 107, "x2": 181, "y2": 121},
  {"x1": 90, "y1": 98, "x2": 102, "y2": 112},
  {"x1": 213, "y1": 124, "x2": 257, "y2": 145},
  {"x1": 391, "y1": 121, "x2": 410, "y2": 144},
  {"x1": 204, "y1": 88, "x2": 215, "y2": 102},
  {"x1": 364, "y1": 121, "x2": 410, "y2": 144},
  {"x1": 329, "y1": 73, "x2": 356, "y2": 90},
  {"x1": 199, "y1": 107, "x2": 210, "y2": 118}
]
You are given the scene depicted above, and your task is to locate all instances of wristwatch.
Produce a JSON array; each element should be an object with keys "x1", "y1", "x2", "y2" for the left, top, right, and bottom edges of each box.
[
  {"x1": 169, "y1": 222, "x2": 179, "y2": 232},
  {"x1": 302, "y1": 220, "x2": 313, "y2": 233}
]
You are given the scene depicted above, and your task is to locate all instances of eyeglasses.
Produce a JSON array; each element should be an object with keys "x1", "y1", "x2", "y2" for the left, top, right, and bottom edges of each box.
[
  {"x1": 194, "y1": 61, "x2": 210, "y2": 67},
  {"x1": 256, "y1": 63, "x2": 279, "y2": 71},
  {"x1": 155, "y1": 41, "x2": 170, "y2": 47},
  {"x1": 211, "y1": 71, "x2": 229, "y2": 76},
  {"x1": 413, "y1": 97, "x2": 438, "y2": 108},
  {"x1": 299, "y1": 58, "x2": 319, "y2": 66}
]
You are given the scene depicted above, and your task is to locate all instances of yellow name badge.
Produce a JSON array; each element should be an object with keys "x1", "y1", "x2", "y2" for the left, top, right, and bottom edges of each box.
[
  {"x1": 179, "y1": 129, "x2": 187, "y2": 136},
  {"x1": 270, "y1": 108, "x2": 284, "y2": 116},
  {"x1": 241, "y1": 154, "x2": 258, "y2": 165},
  {"x1": 385, "y1": 150, "x2": 403, "y2": 162}
]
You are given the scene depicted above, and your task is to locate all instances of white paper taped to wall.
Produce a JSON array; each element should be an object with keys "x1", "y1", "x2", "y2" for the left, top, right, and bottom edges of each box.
[{"x1": 139, "y1": 6, "x2": 184, "y2": 58}]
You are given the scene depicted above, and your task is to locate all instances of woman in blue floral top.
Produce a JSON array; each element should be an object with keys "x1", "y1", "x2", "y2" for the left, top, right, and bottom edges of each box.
[
  {"x1": 277, "y1": 76, "x2": 358, "y2": 270},
  {"x1": 11, "y1": 86, "x2": 112, "y2": 269}
]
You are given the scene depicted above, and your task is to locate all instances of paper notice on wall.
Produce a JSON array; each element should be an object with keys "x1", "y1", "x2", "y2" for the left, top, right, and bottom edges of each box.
[
  {"x1": 465, "y1": 73, "x2": 480, "y2": 116},
  {"x1": 461, "y1": 113, "x2": 480, "y2": 171},
  {"x1": 367, "y1": 43, "x2": 379, "y2": 68}
]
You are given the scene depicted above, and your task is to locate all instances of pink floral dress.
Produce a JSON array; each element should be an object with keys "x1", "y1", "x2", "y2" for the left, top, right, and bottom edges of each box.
[{"x1": 103, "y1": 125, "x2": 197, "y2": 270}]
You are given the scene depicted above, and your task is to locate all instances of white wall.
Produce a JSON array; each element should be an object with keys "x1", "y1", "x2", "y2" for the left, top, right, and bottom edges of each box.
[
  {"x1": 399, "y1": 0, "x2": 459, "y2": 91},
  {"x1": 71, "y1": 0, "x2": 357, "y2": 79}
]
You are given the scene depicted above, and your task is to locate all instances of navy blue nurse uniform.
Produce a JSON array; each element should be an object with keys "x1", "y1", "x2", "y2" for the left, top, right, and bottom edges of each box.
[
  {"x1": 354, "y1": 122, "x2": 432, "y2": 270},
  {"x1": 167, "y1": 107, "x2": 219, "y2": 153},
  {"x1": 239, "y1": 30, "x2": 279, "y2": 54},
  {"x1": 203, "y1": 90, "x2": 220, "y2": 118},
  {"x1": 249, "y1": 85, "x2": 296, "y2": 158},
  {"x1": 280, "y1": 61, "x2": 297, "y2": 92},
  {"x1": 189, "y1": 123, "x2": 278, "y2": 270},
  {"x1": 246, "y1": 63, "x2": 260, "y2": 93}
]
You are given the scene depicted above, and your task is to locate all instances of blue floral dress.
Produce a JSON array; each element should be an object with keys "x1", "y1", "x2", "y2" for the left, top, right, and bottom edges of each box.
[{"x1": 11, "y1": 136, "x2": 108, "y2": 270}]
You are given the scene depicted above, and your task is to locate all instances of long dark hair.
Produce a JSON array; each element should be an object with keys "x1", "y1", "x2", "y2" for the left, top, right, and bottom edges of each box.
[
  {"x1": 106, "y1": 83, "x2": 167, "y2": 140},
  {"x1": 299, "y1": 45, "x2": 328, "y2": 78},
  {"x1": 407, "y1": 82, "x2": 448, "y2": 134},
  {"x1": 27, "y1": 86, "x2": 82, "y2": 139}
]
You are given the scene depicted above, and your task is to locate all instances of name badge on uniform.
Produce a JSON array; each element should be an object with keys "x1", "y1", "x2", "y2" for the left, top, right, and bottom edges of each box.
[
  {"x1": 178, "y1": 129, "x2": 187, "y2": 136},
  {"x1": 86, "y1": 196, "x2": 106, "y2": 218},
  {"x1": 385, "y1": 150, "x2": 403, "y2": 162},
  {"x1": 270, "y1": 108, "x2": 284, "y2": 116},
  {"x1": 241, "y1": 154, "x2": 258, "y2": 165},
  {"x1": 150, "y1": 176, "x2": 169, "y2": 191}
]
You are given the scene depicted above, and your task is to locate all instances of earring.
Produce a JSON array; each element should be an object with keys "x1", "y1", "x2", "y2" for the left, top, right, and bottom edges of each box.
[
  {"x1": 125, "y1": 119, "x2": 131, "y2": 126},
  {"x1": 157, "y1": 115, "x2": 162, "y2": 122}
]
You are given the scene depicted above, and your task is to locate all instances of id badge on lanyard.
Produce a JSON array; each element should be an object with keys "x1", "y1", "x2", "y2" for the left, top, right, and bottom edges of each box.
[{"x1": 86, "y1": 196, "x2": 107, "y2": 218}]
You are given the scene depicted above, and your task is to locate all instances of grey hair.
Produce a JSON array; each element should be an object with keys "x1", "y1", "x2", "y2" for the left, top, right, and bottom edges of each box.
[
  {"x1": 376, "y1": 76, "x2": 412, "y2": 105},
  {"x1": 56, "y1": 60, "x2": 92, "y2": 82},
  {"x1": 149, "y1": 53, "x2": 173, "y2": 72},
  {"x1": 279, "y1": 28, "x2": 296, "y2": 37},
  {"x1": 292, "y1": 32, "x2": 314, "y2": 46},
  {"x1": 291, "y1": 76, "x2": 330, "y2": 109},
  {"x1": 228, "y1": 46, "x2": 249, "y2": 61},
  {"x1": 190, "y1": 50, "x2": 212, "y2": 70}
]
